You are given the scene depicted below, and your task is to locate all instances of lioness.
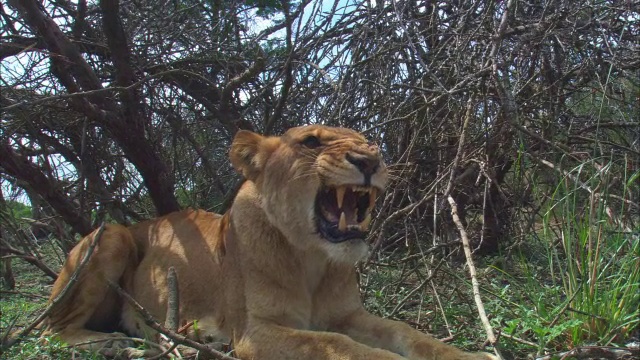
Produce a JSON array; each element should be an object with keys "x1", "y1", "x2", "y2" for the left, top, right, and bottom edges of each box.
[{"x1": 45, "y1": 125, "x2": 495, "y2": 359}]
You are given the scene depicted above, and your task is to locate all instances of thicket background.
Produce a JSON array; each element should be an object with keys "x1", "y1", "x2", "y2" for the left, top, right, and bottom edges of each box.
[{"x1": 1, "y1": 0, "x2": 638, "y2": 359}]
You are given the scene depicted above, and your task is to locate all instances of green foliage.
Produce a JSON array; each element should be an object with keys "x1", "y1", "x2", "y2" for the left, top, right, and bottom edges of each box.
[
  {"x1": 487, "y1": 263, "x2": 585, "y2": 356},
  {"x1": 4, "y1": 200, "x2": 31, "y2": 221},
  {"x1": 482, "y1": 156, "x2": 639, "y2": 358},
  {"x1": 0, "y1": 247, "x2": 83, "y2": 359},
  {"x1": 0, "y1": 335, "x2": 105, "y2": 360},
  {"x1": 544, "y1": 163, "x2": 640, "y2": 345}
]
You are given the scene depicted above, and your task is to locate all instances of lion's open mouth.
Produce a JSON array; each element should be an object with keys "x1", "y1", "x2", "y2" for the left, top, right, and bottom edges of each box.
[{"x1": 315, "y1": 185, "x2": 378, "y2": 243}]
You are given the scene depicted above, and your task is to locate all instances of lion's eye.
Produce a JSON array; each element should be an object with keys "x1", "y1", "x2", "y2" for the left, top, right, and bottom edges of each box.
[{"x1": 301, "y1": 135, "x2": 322, "y2": 149}]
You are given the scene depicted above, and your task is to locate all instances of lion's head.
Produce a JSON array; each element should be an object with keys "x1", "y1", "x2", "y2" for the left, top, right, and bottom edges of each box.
[{"x1": 230, "y1": 125, "x2": 388, "y2": 262}]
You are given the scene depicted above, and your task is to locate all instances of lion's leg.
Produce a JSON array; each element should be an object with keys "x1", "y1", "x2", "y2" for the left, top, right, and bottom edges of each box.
[
  {"x1": 234, "y1": 322, "x2": 405, "y2": 360},
  {"x1": 45, "y1": 224, "x2": 139, "y2": 352},
  {"x1": 332, "y1": 309, "x2": 497, "y2": 360}
]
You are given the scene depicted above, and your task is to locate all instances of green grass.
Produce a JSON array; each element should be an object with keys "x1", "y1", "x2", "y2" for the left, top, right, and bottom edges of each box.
[
  {"x1": 542, "y1": 160, "x2": 640, "y2": 347},
  {"x1": 484, "y1": 158, "x2": 639, "y2": 358},
  {"x1": 0, "y1": 335, "x2": 105, "y2": 360},
  {"x1": 361, "y1": 259, "x2": 498, "y2": 352},
  {"x1": 0, "y1": 247, "x2": 105, "y2": 360}
]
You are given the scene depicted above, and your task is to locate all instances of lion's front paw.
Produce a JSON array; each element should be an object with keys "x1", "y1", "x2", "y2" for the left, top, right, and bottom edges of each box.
[
  {"x1": 466, "y1": 352, "x2": 498, "y2": 360},
  {"x1": 78, "y1": 332, "x2": 139, "y2": 359},
  {"x1": 94, "y1": 332, "x2": 135, "y2": 350}
]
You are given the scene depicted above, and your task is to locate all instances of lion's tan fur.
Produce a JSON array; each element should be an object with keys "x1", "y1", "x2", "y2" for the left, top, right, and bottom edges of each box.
[{"x1": 45, "y1": 125, "x2": 495, "y2": 359}]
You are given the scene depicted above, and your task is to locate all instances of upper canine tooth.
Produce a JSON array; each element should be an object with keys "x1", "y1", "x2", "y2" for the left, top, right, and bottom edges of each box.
[
  {"x1": 360, "y1": 213, "x2": 372, "y2": 231},
  {"x1": 336, "y1": 186, "x2": 346, "y2": 209},
  {"x1": 339, "y1": 212, "x2": 347, "y2": 231}
]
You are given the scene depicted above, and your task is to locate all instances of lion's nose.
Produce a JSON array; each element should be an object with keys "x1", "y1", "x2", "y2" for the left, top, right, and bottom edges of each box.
[{"x1": 346, "y1": 152, "x2": 380, "y2": 184}]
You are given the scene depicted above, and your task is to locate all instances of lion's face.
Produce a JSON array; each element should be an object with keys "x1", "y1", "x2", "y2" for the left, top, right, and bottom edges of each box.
[{"x1": 230, "y1": 125, "x2": 388, "y2": 262}]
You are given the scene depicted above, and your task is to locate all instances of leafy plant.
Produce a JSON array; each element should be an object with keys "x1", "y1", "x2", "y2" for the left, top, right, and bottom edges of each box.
[{"x1": 543, "y1": 158, "x2": 639, "y2": 346}]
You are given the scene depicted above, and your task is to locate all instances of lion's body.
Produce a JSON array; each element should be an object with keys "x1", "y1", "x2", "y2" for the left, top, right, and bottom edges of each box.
[
  {"x1": 123, "y1": 210, "x2": 236, "y2": 343},
  {"x1": 45, "y1": 125, "x2": 495, "y2": 360}
]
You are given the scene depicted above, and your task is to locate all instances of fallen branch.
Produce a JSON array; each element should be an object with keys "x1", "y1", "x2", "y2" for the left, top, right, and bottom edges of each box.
[
  {"x1": 0, "y1": 243, "x2": 58, "y2": 280},
  {"x1": 447, "y1": 195, "x2": 499, "y2": 356},
  {"x1": 106, "y1": 279, "x2": 239, "y2": 360},
  {"x1": 0, "y1": 223, "x2": 105, "y2": 350}
]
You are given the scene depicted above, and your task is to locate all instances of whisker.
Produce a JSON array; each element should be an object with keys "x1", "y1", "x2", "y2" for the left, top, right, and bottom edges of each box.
[
  {"x1": 291, "y1": 171, "x2": 319, "y2": 182},
  {"x1": 303, "y1": 152, "x2": 318, "y2": 159}
]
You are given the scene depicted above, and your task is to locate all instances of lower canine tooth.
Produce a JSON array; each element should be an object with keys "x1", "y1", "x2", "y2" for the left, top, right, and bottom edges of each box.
[
  {"x1": 339, "y1": 212, "x2": 347, "y2": 231},
  {"x1": 360, "y1": 213, "x2": 371, "y2": 231}
]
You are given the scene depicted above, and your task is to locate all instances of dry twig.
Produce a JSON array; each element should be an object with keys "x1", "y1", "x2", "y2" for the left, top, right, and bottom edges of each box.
[
  {"x1": 106, "y1": 279, "x2": 239, "y2": 360},
  {"x1": 447, "y1": 195, "x2": 500, "y2": 358},
  {"x1": 149, "y1": 266, "x2": 182, "y2": 360},
  {"x1": 0, "y1": 244, "x2": 58, "y2": 280},
  {"x1": 165, "y1": 266, "x2": 180, "y2": 331}
]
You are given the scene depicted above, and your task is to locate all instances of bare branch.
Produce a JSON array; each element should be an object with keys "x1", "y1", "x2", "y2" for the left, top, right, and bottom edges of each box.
[{"x1": 447, "y1": 195, "x2": 499, "y2": 354}]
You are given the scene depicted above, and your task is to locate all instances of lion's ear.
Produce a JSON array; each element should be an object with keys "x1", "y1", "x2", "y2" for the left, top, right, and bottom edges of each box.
[{"x1": 230, "y1": 130, "x2": 279, "y2": 181}]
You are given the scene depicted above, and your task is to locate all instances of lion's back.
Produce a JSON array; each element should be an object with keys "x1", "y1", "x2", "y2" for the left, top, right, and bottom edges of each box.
[{"x1": 127, "y1": 208, "x2": 221, "y2": 247}]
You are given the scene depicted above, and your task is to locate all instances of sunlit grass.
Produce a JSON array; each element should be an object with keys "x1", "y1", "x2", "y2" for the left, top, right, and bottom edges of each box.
[{"x1": 543, "y1": 159, "x2": 639, "y2": 346}]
